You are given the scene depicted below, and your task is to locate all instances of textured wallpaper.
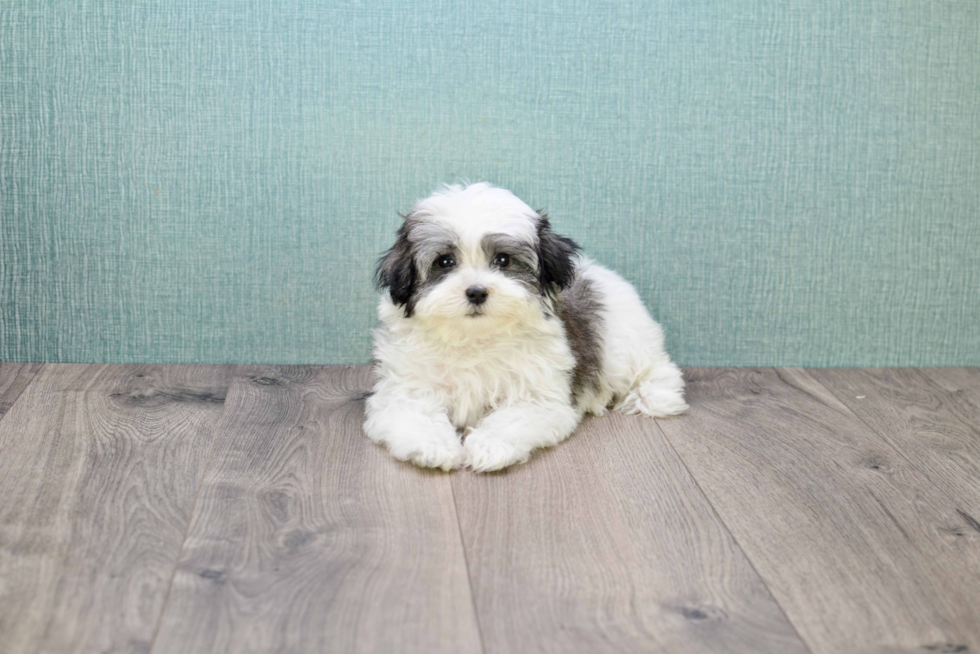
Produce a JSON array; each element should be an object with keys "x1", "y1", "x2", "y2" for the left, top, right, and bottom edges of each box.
[{"x1": 2, "y1": 1, "x2": 978, "y2": 365}]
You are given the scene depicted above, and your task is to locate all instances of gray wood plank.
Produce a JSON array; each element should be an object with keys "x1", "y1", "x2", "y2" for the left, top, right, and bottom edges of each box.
[
  {"x1": 656, "y1": 368, "x2": 980, "y2": 654},
  {"x1": 920, "y1": 368, "x2": 980, "y2": 438},
  {"x1": 809, "y1": 368, "x2": 980, "y2": 515},
  {"x1": 920, "y1": 368, "x2": 980, "y2": 408},
  {"x1": 152, "y1": 365, "x2": 482, "y2": 654},
  {"x1": 0, "y1": 362, "x2": 43, "y2": 420},
  {"x1": 452, "y1": 410, "x2": 810, "y2": 654},
  {"x1": 0, "y1": 363, "x2": 234, "y2": 654}
]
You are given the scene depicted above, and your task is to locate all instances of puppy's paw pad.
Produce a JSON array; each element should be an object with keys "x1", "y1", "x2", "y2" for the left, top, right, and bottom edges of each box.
[
  {"x1": 399, "y1": 440, "x2": 464, "y2": 471},
  {"x1": 464, "y1": 436, "x2": 527, "y2": 473}
]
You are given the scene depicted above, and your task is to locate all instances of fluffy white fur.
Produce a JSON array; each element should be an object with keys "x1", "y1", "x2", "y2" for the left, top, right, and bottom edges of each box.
[{"x1": 365, "y1": 183, "x2": 687, "y2": 472}]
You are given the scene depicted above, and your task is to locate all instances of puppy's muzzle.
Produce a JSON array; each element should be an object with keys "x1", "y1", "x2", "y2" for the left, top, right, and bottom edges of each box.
[{"x1": 465, "y1": 285, "x2": 489, "y2": 306}]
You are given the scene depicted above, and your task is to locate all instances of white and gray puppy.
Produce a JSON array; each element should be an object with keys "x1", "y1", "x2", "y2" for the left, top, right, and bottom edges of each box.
[{"x1": 365, "y1": 182, "x2": 687, "y2": 472}]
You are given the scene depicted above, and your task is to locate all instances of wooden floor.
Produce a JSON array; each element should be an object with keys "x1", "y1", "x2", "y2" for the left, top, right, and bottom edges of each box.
[{"x1": 0, "y1": 364, "x2": 978, "y2": 654}]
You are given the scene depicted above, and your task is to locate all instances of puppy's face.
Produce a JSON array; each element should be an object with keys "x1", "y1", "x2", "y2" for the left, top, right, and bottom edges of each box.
[{"x1": 377, "y1": 183, "x2": 579, "y2": 333}]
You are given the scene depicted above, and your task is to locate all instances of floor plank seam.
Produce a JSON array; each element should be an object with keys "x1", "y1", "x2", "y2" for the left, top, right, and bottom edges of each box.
[
  {"x1": 652, "y1": 413, "x2": 817, "y2": 654},
  {"x1": 0, "y1": 363, "x2": 44, "y2": 428},
  {"x1": 146, "y1": 365, "x2": 238, "y2": 654},
  {"x1": 450, "y1": 477, "x2": 487, "y2": 654},
  {"x1": 0, "y1": 363, "x2": 45, "y2": 465},
  {"x1": 802, "y1": 369, "x2": 980, "y2": 516}
]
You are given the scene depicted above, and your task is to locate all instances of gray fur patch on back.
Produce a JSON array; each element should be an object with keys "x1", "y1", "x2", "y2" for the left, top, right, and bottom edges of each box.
[{"x1": 558, "y1": 274, "x2": 603, "y2": 404}]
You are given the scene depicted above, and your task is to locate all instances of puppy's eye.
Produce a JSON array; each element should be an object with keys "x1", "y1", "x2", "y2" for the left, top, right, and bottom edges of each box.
[
  {"x1": 437, "y1": 254, "x2": 456, "y2": 269},
  {"x1": 493, "y1": 253, "x2": 510, "y2": 268}
]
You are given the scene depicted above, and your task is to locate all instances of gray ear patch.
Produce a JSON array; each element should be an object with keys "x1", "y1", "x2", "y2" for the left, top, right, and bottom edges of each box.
[
  {"x1": 536, "y1": 213, "x2": 581, "y2": 294},
  {"x1": 375, "y1": 220, "x2": 417, "y2": 314},
  {"x1": 376, "y1": 212, "x2": 462, "y2": 317}
]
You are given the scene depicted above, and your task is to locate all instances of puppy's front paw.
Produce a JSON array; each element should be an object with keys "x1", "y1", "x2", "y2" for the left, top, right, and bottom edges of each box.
[
  {"x1": 464, "y1": 432, "x2": 529, "y2": 473},
  {"x1": 386, "y1": 434, "x2": 464, "y2": 471},
  {"x1": 410, "y1": 439, "x2": 464, "y2": 471}
]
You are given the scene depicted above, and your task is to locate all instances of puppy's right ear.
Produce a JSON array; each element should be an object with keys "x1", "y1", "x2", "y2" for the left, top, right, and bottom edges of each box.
[{"x1": 375, "y1": 219, "x2": 417, "y2": 316}]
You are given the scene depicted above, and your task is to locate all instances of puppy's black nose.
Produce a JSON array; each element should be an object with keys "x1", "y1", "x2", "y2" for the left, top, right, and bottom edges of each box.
[{"x1": 465, "y1": 285, "x2": 488, "y2": 305}]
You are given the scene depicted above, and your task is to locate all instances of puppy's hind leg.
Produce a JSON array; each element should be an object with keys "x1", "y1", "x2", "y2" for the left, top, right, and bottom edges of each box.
[
  {"x1": 614, "y1": 360, "x2": 688, "y2": 418},
  {"x1": 579, "y1": 261, "x2": 688, "y2": 419}
]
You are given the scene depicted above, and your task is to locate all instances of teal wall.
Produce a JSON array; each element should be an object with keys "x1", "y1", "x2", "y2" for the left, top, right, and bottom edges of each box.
[{"x1": 2, "y1": 1, "x2": 979, "y2": 366}]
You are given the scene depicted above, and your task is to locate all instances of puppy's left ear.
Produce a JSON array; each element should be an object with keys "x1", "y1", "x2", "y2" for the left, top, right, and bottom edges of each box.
[
  {"x1": 536, "y1": 212, "x2": 580, "y2": 292},
  {"x1": 375, "y1": 219, "x2": 417, "y2": 316}
]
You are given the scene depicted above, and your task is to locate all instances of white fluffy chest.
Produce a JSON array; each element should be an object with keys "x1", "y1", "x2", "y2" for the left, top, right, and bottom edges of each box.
[
  {"x1": 377, "y1": 320, "x2": 576, "y2": 429},
  {"x1": 433, "y1": 343, "x2": 568, "y2": 427}
]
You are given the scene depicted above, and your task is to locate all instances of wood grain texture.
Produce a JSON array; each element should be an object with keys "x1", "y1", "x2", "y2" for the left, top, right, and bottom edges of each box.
[
  {"x1": 656, "y1": 368, "x2": 980, "y2": 654},
  {"x1": 0, "y1": 363, "x2": 233, "y2": 654},
  {"x1": 809, "y1": 368, "x2": 980, "y2": 515},
  {"x1": 0, "y1": 362, "x2": 43, "y2": 420},
  {"x1": 452, "y1": 410, "x2": 809, "y2": 654},
  {"x1": 152, "y1": 365, "x2": 482, "y2": 654},
  {"x1": 919, "y1": 368, "x2": 980, "y2": 406}
]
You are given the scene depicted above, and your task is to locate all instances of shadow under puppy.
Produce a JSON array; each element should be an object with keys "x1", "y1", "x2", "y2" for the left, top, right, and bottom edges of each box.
[{"x1": 365, "y1": 182, "x2": 687, "y2": 472}]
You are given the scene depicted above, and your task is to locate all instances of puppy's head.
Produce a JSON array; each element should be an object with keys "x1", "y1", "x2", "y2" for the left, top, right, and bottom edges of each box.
[{"x1": 376, "y1": 183, "x2": 579, "y2": 332}]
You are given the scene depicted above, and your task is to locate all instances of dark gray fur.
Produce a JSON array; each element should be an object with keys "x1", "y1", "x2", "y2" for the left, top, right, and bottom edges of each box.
[
  {"x1": 535, "y1": 213, "x2": 580, "y2": 296},
  {"x1": 557, "y1": 272, "x2": 604, "y2": 403},
  {"x1": 376, "y1": 211, "x2": 459, "y2": 316},
  {"x1": 480, "y1": 233, "x2": 541, "y2": 292}
]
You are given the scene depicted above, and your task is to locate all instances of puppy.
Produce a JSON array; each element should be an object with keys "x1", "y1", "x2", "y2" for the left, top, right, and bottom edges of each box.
[{"x1": 365, "y1": 183, "x2": 687, "y2": 472}]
